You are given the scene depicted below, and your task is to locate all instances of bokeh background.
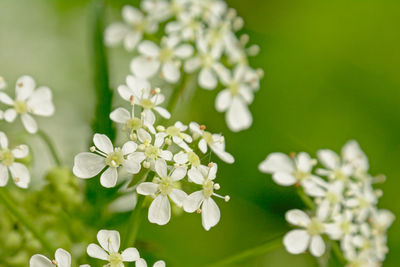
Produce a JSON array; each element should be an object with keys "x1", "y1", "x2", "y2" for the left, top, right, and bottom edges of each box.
[{"x1": 0, "y1": 0, "x2": 399, "y2": 266}]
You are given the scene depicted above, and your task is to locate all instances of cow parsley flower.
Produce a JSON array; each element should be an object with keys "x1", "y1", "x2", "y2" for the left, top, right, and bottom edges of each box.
[
  {"x1": 0, "y1": 131, "x2": 30, "y2": 188},
  {"x1": 184, "y1": 163, "x2": 229, "y2": 230},
  {"x1": 136, "y1": 131, "x2": 173, "y2": 167},
  {"x1": 73, "y1": 134, "x2": 142, "y2": 188},
  {"x1": 136, "y1": 258, "x2": 166, "y2": 267},
  {"x1": 87, "y1": 229, "x2": 140, "y2": 266},
  {"x1": 0, "y1": 75, "x2": 54, "y2": 133},
  {"x1": 30, "y1": 248, "x2": 72, "y2": 267},
  {"x1": 189, "y1": 122, "x2": 234, "y2": 164},
  {"x1": 136, "y1": 159, "x2": 187, "y2": 225}
]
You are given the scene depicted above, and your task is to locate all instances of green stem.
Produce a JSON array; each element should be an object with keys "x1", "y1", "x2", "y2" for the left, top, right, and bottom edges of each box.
[
  {"x1": 37, "y1": 130, "x2": 61, "y2": 166},
  {"x1": 331, "y1": 240, "x2": 347, "y2": 265},
  {"x1": 206, "y1": 235, "x2": 283, "y2": 267},
  {"x1": 90, "y1": 0, "x2": 115, "y2": 141},
  {"x1": 123, "y1": 194, "x2": 145, "y2": 248},
  {"x1": 0, "y1": 189, "x2": 54, "y2": 255},
  {"x1": 166, "y1": 74, "x2": 194, "y2": 117},
  {"x1": 296, "y1": 186, "x2": 316, "y2": 211}
]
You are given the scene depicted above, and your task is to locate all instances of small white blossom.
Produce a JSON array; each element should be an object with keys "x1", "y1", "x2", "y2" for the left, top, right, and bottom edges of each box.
[
  {"x1": 136, "y1": 159, "x2": 187, "y2": 225},
  {"x1": 0, "y1": 131, "x2": 30, "y2": 188},
  {"x1": 73, "y1": 134, "x2": 142, "y2": 188},
  {"x1": 136, "y1": 258, "x2": 166, "y2": 267},
  {"x1": 0, "y1": 75, "x2": 54, "y2": 133},
  {"x1": 136, "y1": 131, "x2": 173, "y2": 167},
  {"x1": 110, "y1": 106, "x2": 155, "y2": 136},
  {"x1": 30, "y1": 248, "x2": 72, "y2": 267},
  {"x1": 184, "y1": 163, "x2": 228, "y2": 230},
  {"x1": 164, "y1": 121, "x2": 192, "y2": 150},
  {"x1": 87, "y1": 230, "x2": 140, "y2": 266},
  {"x1": 189, "y1": 122, "x2": 234, "y2": 164}
]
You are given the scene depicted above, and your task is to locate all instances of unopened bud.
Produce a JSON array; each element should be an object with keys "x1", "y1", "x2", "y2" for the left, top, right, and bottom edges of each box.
[
  {"x1": 289, "y1": 152, "x2": 296, "y2": 158},
  {"x1": 165, "y1": 138, "x2": 172, "y2": 145},
  {"x1": 130, "y1": 133, "x2": 137, "y2": 141},
  {"x1": 90, "y1": 146, "x2": 96, "y2": 152},
  {"x1": 208, "y1": 162, "x2": 214, "y2": 168},
  {"x1": 196, "y1": 208, "x2": 202, "y2": 214},
  {"x1": 200, "y1": 125, "x2": 206, "y2": 130},
  {"x1": 224, "y1": 195, "x2": 230, "y2": 202},
  {"x1": 143, "y1": 161, "x2": 151, "y2": 168},
  {"x1": 213, "y1": 183, "x2": 220, "y2": 190},
  {"x1": 247, "y1": 44, "x2": 260, "y2": 56},
  {"x1": 138, "y1": 144, "x2": 146, "y2": 151},
  {"x1": 155, "y1": 88, "x2": 161, "y2": 94},
  {"x1": 157, "y1": 125, "x2": 165, "y2": 132}
]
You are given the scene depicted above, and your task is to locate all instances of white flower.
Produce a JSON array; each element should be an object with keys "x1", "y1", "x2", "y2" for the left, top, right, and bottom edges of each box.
[
  {"x1": 30, "y1": 248, "x2": 71, "y2": 267},
  {"x1": 184, "y1": 163, "x2": 229, "y2": 230},
  {"x1": 87, "y1": 230, "x2": 140, "y2": 266},
  {"x1": 258, "y1": 152, "x2": 323, "y2": 194},
  {"x1": 184, "y1": 35, "x2": 223, "y2": 90},
  {"x1": 0, "y1": 131, "x2": 30, "y2": 188},
  {"x1": 105, "y1": 5, "x2": 158, "y2": 51},
  {"x1": 73, "y1": 134, "x2": 142, "y2": 188},
  {"x1": 316, "y1": 149, "x2": 354, "y2": 181},
  {"x1": 131, "y1": 36, "x2": 193, "y2": 83},
  {"x1": 314, "y1": 181, "x2": 345, "y2": 220},
  {"x1": 164, "y1": 121, "x2": 192, "y2": 150},
  {"x1": 136, "y1": 159, "x2": 187, "y2": 225},
  {"x1": 341, "y1": 140, "x2": 369, "y2": 179},
  {"x1": 118, "y1": 76, "x2": 170, "y2": 124},
  {"x1": 283, "y1": 209, "x2": 327, "y2": 257},
  {"x1": 189, "y1": 122, "x2": 234, "y2": 163},
  {"x1": 173, "y1": 150, "x2": 201, "y2": 169},
  {"x1": 0, "y1": 75, "x2": 54, "y2": 133},
  {"x1": 165, "y1": 11, "x2": 202, "y2": 42},
  {"x1": 215, "y1": 65, "x2": 254, "y2": 131},
  {"x1": 136, "y1": 258, "x2": 166, "y2": 267},
  {"x1": 136, "y1": 131, "x2": 173, "y2": 167},
  {"x1": 110, "y1": 106, "x2": 155, "y2": 136},
  {"x1": 345, "y1": 182, "x2": 378, "y2": 222}
]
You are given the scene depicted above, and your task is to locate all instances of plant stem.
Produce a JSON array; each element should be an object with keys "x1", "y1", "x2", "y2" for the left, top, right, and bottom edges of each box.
[
  {"x1": 123, "y1": 194, "x2": 145, "y2": 248},
  {"x1": 296, "y1": 186, "x2": 316, "y2": 211},
  {"x1": 37, "y1": 130, "x2": 61, "y2": 166},
  {"x1": 166, "y1": 74, "x2": 194, "y2": 117},
  {"x1": 90, "y1": 0, "x2": 115, "y2": 141},
  {"x1": 0, "y1": 189, "x2": 54, "y2": 255},
  {"x1": 206, "y1": 234, "x2": 283, "y2": 267},
  {"x1": 331, "y1": 240, "x2": 347, "y2": 265}
]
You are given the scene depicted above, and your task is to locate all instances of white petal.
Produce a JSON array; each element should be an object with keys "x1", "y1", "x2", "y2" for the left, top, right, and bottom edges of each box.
[
  {"x1": 124, "y1": 32, "x2": 142, "y2": 51},
  {"x1": 27, "y1": 87, "x2": 54, "y2": 116},
  {"x1": 122, "y1": 141, "x2": 137, "y2": 155},
  {"x1": 199, "y1": 68, "x2": 217, "y2": 90},
  {"x1": 153, "y1": 260, "x2": 166, "y2": 267},
  {"x1": 258, "y1": 153, "x2": 295, "y2": 174},
  {"x1": 87, "y1": 244, "x2": 109, "y2": 260},
  {"x1": 9, "y1": 162, "x2": 30, "y2": 188},
  {"x1": 317, "y1": 149, "x2": 340, "y2": 170},
  {"x1": 16, "y1": 75, "x2": 35, "y2": 101},
  {"x1": 138, "y1": 41, "x2": 160, "y2": 57},
  {"x1": 93, "y1": 134, "x2": 114, "y2": 154},
  {"x1": 296, "y1": 152, "x2": 313, "y2": 172},
  {"x1": 100, "y1": 167, "x2": 118, "y2": 188},
  {"x1": 226, "y1": 98, "x2": 252, "y2": 132},
  {"x1": 55, "y1": 248, "x2": 71, "y2": 267},
  {"x1": 202, "y1": 198, "x2": 220, "y2": 231},
  {"x1": 130, "y1": 56, "x2": 160, "y2": 79},
  {"x1": 137, "y1": 128, "x2": 152, "y2": 143},
  {"x1": 183, "y1": 191, "x2": 204, "y2": 212},
  {"x1": 0, "y1": 92, "x2": 14, "y2": 105},
  {"x1": 148, "y1": 195, "x2": 171, "y2": 225},
  {"x1": 210, "y1": 147, "x2": 235, "y2": 164},
  {"x1": 118, "y1": 85, "x2": 134, "y2": 102},
  {"x1": 121, "y1": 247, "x2": 140, "y2": 262},
  {"x1": 283, "y1": 230, "x2": 310, "y2": 254},
  {"x1": 128, "y1": 152, "x2": 146, "y2": 163},
  {"x1": 310, "y1": 235, "x2": 325, "y2": 257},
  {"x1": 122, "y1": 5, "x2": 143, "y2": 24},
  {"x1": 215, "y1": 90, "x2": 232, "y2": 112},
  {"x1": 170, "y1": 167, "x2": 186, "y2": 181},
  {"x1": 105, "y1": 23, "x2": 128, "y2": 46},
  {"x1": 188, "y1": 168, "x2": 205, "y2": 184},
  {"x1": 143, "y1": 109, "x2": 156, "y2": 125},
  {"x1": 272, "y1": 172, "x2": 296, "y2": 186},
  {"x1": 174, "y1": 44, "x2": 193, "y2": 58},
  {"x1": 0, "y1": 165, "x2": 9, "y2": 187},
  {"x1": 169, "y1": 189, "x2": 187, "y2": 207},
  {"x1": 124, "y1": 159, "x2": 141, "y2": 174},
  {"x1": 317, "y1": 199, "x2": 330, "y2": 221},
  {"x1": 155, "y1": 159, "x2": 167, "y2": 178},
  {"x1": 137, "y1": 182, "x2": 158, "y2": 195},
  {"x1": 29, "y1": 255, "x2": 53, "y2": 267},
  {"x1": 97, "y1": 229, "x2": 120, "y2": 253},
  {"x1": 162, "y1": 61, "x2": 180, "y2": 83},
  {"x1": 73, "y1": 152, "x2": 106, "y2": 178},
  {"x1": 208, "y1": 164, "x2": 218, "y2": 180},
  {"x1": 4, "y1": 109, "x2": 17, "y2": 122},
  {"x1": 173, "y1": 151, "x2": 188, "y2": 164},
  {"x1": 110, "y1": 108, "x2": 130, "y2": 124},
  {"x1": 153, "y1": 107, "x2": 171, "y2": 119},
  {"x1": 21, "y1": 114, "x2": 38, "y2": 134},
  {"x1": 126, "y1": 75, "x2": 150, "y2": 95},
  {"x1": 0, "y1": 131, "x2": 8, "y2": 148},
  {"x1": 184, "y1": 57, "x2": 201, "y2": 73},
  {"x1": 12, "y1": 144, "x2": 29, "y2": 158},
  {"x1": 285, "y1": 209, "x2": 311, "y2": 226},
  {"x1": 108, "y1": 193, "x2": 137, "y2": 213},
  {"x1": 198, "y1": 139, "x2": 207, "y2": 153},
  {"x1": 136, "y1": 259, "x2": 147, "y2": 267}
]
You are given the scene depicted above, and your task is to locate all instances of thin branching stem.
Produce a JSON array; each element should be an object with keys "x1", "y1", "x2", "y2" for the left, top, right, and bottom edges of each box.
[{"x1": 37, "y1": 129, "x2": 62, "y2": 166}]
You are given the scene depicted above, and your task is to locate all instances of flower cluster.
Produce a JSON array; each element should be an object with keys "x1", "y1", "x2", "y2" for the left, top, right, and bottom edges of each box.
[
  {"x1": 105, "y1": 0, "x2": 263, "y2": 132},
  {"x1": 73, "y1": 85, "x2": 232, "y2": 230},
  {"x1": 259, "y1": 140, "x2": 395, "y2": 266},
  {"x1": 30, "y1": 229, "x2": 166, "y2": 267}
]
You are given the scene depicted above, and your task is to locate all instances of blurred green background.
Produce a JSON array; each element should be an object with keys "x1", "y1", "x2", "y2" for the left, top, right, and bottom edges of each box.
[{"x1": 0, "y1": 0, "x2": 399, "y2": 266}]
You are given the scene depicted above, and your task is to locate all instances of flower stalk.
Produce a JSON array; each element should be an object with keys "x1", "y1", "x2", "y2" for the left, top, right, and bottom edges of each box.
[{"x1": 37, "y1": 129, "x2": 62, "y2": 166}]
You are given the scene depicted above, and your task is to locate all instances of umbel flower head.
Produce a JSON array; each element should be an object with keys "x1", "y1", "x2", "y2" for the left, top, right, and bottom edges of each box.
[
  {"x1": 0, "y1": 75, "x2": 54, "y2": 133},
  {"x1": 259, "y1": 140, "x2": 395, "y2": 265},
  {"x1": 0, "y1": 131, "x2": 30, "y2": 188}
]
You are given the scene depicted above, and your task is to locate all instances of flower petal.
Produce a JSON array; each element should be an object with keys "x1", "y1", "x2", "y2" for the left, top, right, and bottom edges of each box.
[
  {"x1": 283, "y1": 230, "x2": 310, "y2": 254},
  {"x1": 93, "y1": 134, "x2": 114, "y2": 154},
  {"x1": 169, "y1": 188, "x2": 187, "y2": 207},
  {"x1": 73, "y1": 152, "x2": 106, "y2": 178},
  {"x1": 87, "y1": 244, "x2": 109, "y2": 260},
  {"x1": 55, "y1": 248, "x2": 71, "y2": 267},
  {"x1": 130, "y1": 56, "x2": 160, "y2": 79},
  {"x1": 137, "y1": 182, "x2": 158, "y2": 195},
  {"x1": 272, "y1": 172, "x2": 296, "y2": 186},
  {"x1": 183, "y1": 190, "x2": 204, "y2": 212},
  {"x1": 154, "y1": 260, "x2": 166, "y2": 267},
  {"x1": 122, "y1": 141, "x2": 137, "y2": 155},
  {"x1": 110, "y1": 108, "x2": 130, "y2": 124},
  {"x1": 27, "y1": 87, "x2": 54, "y2": 116},
  {"x1": 16, "y1": 75, "x2": 35, "y2": 101},
  {"x1": 199, "y1": 68, "x2": 217, "y2": 90},
  {"x1": 29, "y1": 255, "x2": 53, "y2": 267},
  {"x1": 285, "y1": 209, "x2": 311, "y2": 227},
  {"x1": 188, "y1": 168, "x2": 204, "y2": 184},
  {"x1": 0, "y1": 164, "x2": 9, "y2": 187},
  {"x1": 215, "y1": 90, "x2": 232, "y2": 112},
  {"x1": 170, "y1": 167, "x2": 186, "y2": 181},
  {"x1": 121, "y1": 247, "x2": 140, "y2": 262},
  {"x1": 155, "y1": 159, "x2": 167, "y2": 178},
  {"x1": 226, "y1": 98, "x2": 252, "y2": 132},
  {"x1": 202, "y1": 198, "x2": 220, "y2": 231},
  {"x1": 124, "y1": 159, "x2": 141, "y2": 174},
  {"x1": 138, "y1": 41, "x2": 160, "y2": 57},
  {"x1": 153, "y1": 107, "x2": 171, "y2": 119},
  {"x1": 258, "y1": 153, "x2": 294, "y2": 174},
  {"x1": 9, "y1": 162, "x2": 30, "y2": 188},
  {"x1": 97, "y1": 229, "x2": 120, "y2": 253},
  {"x1": 317, "y1": 149, "x2": 340, "y2": 170},
  {"x1": 148, "y1": 195, "x2": 171, "y2": 225},
  {"x1": 162, "y1": 61, "x2": 180, "y2": 83},
  {"x1": 100, "y1": 167, "x2": 118, "y2": 188},
  {"x1": 0, "y1": 92, "x2": 14, "y2": 105},
  {"x1": 21, "y1": 114, "x2": 38, "y2": 134},
  {"x1": 12, "y1": 144, "x2": 29, "y2": 158},
  {"x1": 0, "y1": 131, "x2": 8, "y2": 148},
  {"x1": 4, "y1": 109, "x2": 17, "y2": 122},
  {"x1": 310, "y1": 235, "x2": 325, "y2": 257}
]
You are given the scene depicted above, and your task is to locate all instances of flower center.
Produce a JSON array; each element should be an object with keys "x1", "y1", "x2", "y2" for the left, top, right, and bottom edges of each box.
[
  {"x1": 158, "y1": 176, "x2": 174, "y2": 195},
  {"x1": 187, "y1": 151, "x2": 200, "y2": 167},
  {"x1": 140, "y1": 99, "x2": 155, "y2": 109},
  {"x1": 333, "y1": 169, "x2": 347, "y2": 181},
  {"x1": 107, "y1": 252, "x2": 123, "y2": 267},
  {"x1": 144, "y1": 145, "x2": 160, "y2": 159},
  {"x1": 203, "y1": 179, "x2": 214, "y2": 198},
  {"x1": 201, "y1": 53, "x2": 214, "y2": 68},
  {"x1": 166, "y1": 126, "x2": 180, "y2": 137},
  {"x1": 326, "y1": 191, "x2": 340, "y2": 204},
  {"x1": 340, "y1": 220, "x2": 352, "y2": 234},
  {"x1": 203, "y1": 131, "x2": 213, "y2": 144},
  {"x1": 229, "y1": 81, "x2": 239, "y2": 96},
  {"x1": 0, "y1": 149, "x2": 14, "y2": 166},
  {"x1": 306, "y1": 218, "x2": 325, "y2": 236},
  {"x1": 14, "y1": 100, "x2": 28, "y2": 114},
  {"x1": 293, "y1": 170, "x2": 309, "y2": 181},
  {"x1": 105, "y1": 149, "x2": 124, "y2": 167},
  {"x1": 126, "y1": 117, "x2": 142, "y2": 130},
  {"x1": 159, "y1": 47, "x2": 174, "y2": 63}
]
